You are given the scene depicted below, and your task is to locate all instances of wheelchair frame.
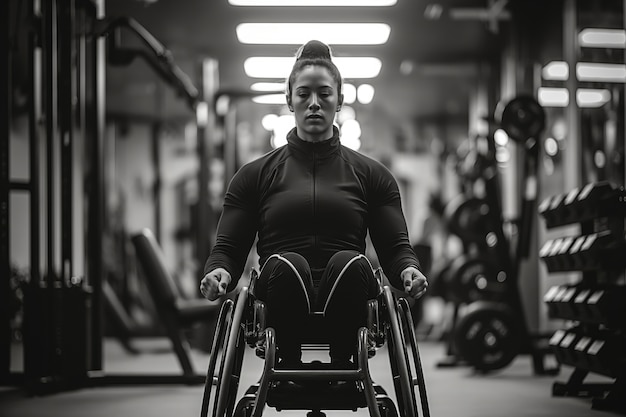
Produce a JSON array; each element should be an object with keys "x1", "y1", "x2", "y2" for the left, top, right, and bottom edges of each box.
[{"x1": 200, "y1": 269, "x2": 430, "y2": 417}]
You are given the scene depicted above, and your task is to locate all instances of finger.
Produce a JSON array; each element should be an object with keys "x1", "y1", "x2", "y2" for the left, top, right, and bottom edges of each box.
[
  {"x1": 218, "y1": 283, "x2": 227, "y2": 295},
  {"x1": 403, "y1": 276, "x2": 413, "y2": 292},
  {"x1": 403, "y1": 275, "x2": 412, "y2": 287}
]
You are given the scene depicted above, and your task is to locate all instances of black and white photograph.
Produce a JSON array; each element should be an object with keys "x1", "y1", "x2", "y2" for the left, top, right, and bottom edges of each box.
[{"x1": 2, "y1": 1, "x2": 625, "y2": 416}]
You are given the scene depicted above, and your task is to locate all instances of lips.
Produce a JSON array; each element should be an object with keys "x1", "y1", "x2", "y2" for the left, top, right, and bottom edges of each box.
[{"x1": 306, "y1": 113, "x2": 323, "y2": 119}]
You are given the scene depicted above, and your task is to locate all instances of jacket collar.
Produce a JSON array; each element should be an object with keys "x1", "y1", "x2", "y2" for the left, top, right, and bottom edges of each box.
[{"x1": 286, "y1": 126, "x2": 341, "y2": 159}]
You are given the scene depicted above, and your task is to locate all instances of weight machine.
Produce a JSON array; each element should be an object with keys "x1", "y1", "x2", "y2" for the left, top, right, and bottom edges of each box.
[
  {"x1": 438, "y1": 95, "x2": 559, "y2": 374},
  {"x1": 1, "y1": 0, "x2": 220, "y2": 393}
]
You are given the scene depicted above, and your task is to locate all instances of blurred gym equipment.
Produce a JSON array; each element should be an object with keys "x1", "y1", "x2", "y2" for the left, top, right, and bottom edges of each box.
[
  {"x1": 131, "y1": 228, "x2": 221, "y2": 378},
  {"x1": 539, "y1": 181, "x2": 626, "y2": 412}
]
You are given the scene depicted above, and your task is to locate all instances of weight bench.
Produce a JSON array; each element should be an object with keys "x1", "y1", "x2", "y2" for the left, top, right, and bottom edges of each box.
[{"x1": 130, "y1": 228, "x2": 220, "y2": 380}]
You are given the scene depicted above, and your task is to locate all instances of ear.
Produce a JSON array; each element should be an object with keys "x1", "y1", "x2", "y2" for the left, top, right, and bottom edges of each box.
[
  {"x1": 286, "y1": 95, "x2": 294, "y2": 111},
  {"x1": 336, "y1": 93, "x2": 344, "y2": 112}
]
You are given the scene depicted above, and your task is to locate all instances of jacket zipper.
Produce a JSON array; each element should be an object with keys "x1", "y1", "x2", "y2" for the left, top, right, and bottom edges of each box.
[{"x1": 312, "y1": 150, "x2": 317, "y2": 251}]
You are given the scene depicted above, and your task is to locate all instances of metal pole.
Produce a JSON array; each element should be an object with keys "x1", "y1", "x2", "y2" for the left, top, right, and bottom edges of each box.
[
  {"x1": 151, "y1": 122, "x2": 162, "y2": 242},
  {"x1": 58, "y1": 0, "x2": 74, "y2": 288},
  {"x1": 195, "y1": 58, "x2": 218, "y2": 279},
  {"x1": 86, "y1": 0, "x2": 105, "y2": 371},
  {"x1": 0, "y1": 0, "x2": 10, "y2": 384},
  {"x1": 564, "y1": 0, "x2": 581, "y2": 190},
  {"x1": 43, "y1": 0, "x2": 59, "y2": 288}
]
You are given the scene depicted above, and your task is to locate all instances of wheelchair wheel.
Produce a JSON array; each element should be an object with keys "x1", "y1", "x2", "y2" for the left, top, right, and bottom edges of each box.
[
  {"x1": 398, "y1": 298, "x2": 431, "y2": 417},
  {"x1": 201, "y1": 290, "x2": 249, "y2": 417},
  {"x1": 382, "y1": 286, "x2": 417, "y2": 417},
  {"x1": 201, "y1": 299, "x2": 233, "y2": 417}
]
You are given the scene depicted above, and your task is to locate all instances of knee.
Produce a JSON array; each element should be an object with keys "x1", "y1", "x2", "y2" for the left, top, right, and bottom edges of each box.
[
  {"x1": 262, "y1": 252, "x2": 310, "y2": 278},
  {"x1": 328, "y1": 251, "x2": 374, "y2": 282},
  {"x1": 258, "y1": 253, "x2": 313, "y2": 305}
]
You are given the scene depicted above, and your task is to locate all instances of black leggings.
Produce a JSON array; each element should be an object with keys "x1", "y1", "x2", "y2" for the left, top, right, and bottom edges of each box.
[{"x1": 255, "y1": 250, "x2": 379, "y2": 364}]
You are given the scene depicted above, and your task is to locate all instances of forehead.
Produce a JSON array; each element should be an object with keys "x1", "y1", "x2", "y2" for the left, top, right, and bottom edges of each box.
[{"x1": 293, "y1": 65, "x2": 337, "y2": 89}]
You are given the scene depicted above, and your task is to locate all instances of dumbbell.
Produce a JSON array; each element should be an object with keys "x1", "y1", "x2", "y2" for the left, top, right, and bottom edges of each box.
[
  {"x1": 538, "y1": 193, "x2": 566, "y2": 228},
  {"x1": 543, "y1": 285, "x2": 561, "y2": 318},
  {"x1": 556, "y1": 285, "x2": 579, "y2": 319},
  {"x1": 554, "y1": 236, "x2": 576, "y2": 271},
  {"x1": 548, "y1": 329, "x2": 567, "y2": 363},
  {"x1": 584, "y1": 333, "x2": 623, "y2": 378},
  {"x1": 556, "y1": 328, "x2": 582, "y2": 367},
  {"x1": 585, "y1": 286, "x2": 626, "y2": 328},
  {"x1": 572, "y1": 288, "x2": 593, "y2": 321},
  {"x1": 540, "y1": 238, "x2": 573, "y2": 272},
  {"x1": 573, "y1": 181, "x2": 622, "y2": 220},
  {"x1": 539, "y1": 238, "x2": 558, "y2": 271},
  {"x1": 544, "y1": 285, "x2": 580, "y2": 320},
  {"x1": 573, "y1": 335, "x2": 593, "y2": 370}
]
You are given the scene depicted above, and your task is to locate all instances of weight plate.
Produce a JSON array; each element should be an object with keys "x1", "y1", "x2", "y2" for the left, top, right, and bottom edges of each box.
[
  {"x1": 495, "y1": 95, "x2": 545, "y2": 142},
  {"x1": 453, "y1": 301, "x2": 521, "y2": 372},
  {"x1": 445, "y1": 256, "x2": 509, "y2": 304},
  {"x1": 444, "y1": 196, "x2": 499, "y2": 245}
]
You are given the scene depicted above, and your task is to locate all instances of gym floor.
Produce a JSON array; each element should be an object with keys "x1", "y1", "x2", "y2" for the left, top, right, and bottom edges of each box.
[{"x1": 1, "y1": 337, "x2": 621, "y2": 417}]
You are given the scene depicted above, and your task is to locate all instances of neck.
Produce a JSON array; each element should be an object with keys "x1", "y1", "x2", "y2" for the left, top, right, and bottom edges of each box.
[{"x1": 296, "y1": 128, "x2": 334, "y2": 143}]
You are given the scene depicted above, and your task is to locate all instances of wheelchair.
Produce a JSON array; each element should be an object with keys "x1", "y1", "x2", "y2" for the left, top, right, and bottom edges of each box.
[{"x1": 200, "y1": 268, "x2": 431, "y2": 417}]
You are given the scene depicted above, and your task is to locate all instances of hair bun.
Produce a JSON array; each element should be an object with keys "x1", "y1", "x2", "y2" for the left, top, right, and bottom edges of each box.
[{"x1": 296, "y1": 40, "x2": 332, "y2": 61}]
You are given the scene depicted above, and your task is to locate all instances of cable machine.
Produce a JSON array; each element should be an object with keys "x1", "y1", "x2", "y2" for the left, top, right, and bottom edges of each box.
[{"x1": 1, "y1": 0, "x2": 218, "y2": 393}]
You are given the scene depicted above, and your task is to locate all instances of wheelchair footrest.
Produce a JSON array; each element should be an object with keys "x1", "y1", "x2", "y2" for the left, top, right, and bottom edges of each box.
[{"x1": 268, "y1": 380, "x2": 367, "y2": 411}]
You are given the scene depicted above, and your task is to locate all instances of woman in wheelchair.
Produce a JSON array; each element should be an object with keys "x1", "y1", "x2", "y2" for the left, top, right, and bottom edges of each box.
[{"x1": 200, "y1": 40, "x2": 428, "y2": 372}]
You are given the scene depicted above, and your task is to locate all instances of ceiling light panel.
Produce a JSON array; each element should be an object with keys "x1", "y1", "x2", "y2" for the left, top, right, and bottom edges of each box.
[
  {"x1": 252, "y1": 94, "x2": 286, "y2": 104},
  {"x1": 251, "y1": 82, "x2": 286, "y2": 92},
  {"x1": 542, "y1": 61, "x2": 568, "y2": 81},
  {"x1": 229, "y1": 0, "x2": 396, "y2": 6},
  {"x1": 244, "y1": 56, "x2": 382, "y2": 78},
  {"x1": 237, "y1": 23, "x2": 391, "y2": 45},
  {"x1": 579, "y1": 28, "x2": 626, "y2": 48},
  {"x1": 577, "y1": 62, "x2": 626, "y2": 82}
]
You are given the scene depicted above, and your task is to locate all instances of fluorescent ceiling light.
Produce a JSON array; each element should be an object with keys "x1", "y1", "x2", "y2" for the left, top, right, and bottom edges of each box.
[
  {"x1": 343, "y1": 83, "x2": 357, "y2": 104},
  {"x1": 542, "y1": 61, "x2": 568, "y2": 81},
  {"x1": 252, "y1": 93, "x2": 286, "y2": 104},
  {"x1": 577, "y1": 62, "x2": 626, "y2": 82},
  {"x1": 577, "y1": 88, "x2": 611, "y2": 108},
  {"x1": 244, "y1": 56, "x2": 382, "y2": 78},
  {"x1": 579, "y1": 28, "x2": 626, "y2": 48},
  {"x1": 538, "y1": 87, "x2": 569, "y2": 107},
  {"x1": 251, "y1": 82, "x2": 285, "y2": 92},
  {"x1": 538, "y1": 87, "x2": 611, "y2": 108},
  {"x1": 229, "y1": 0, "x2": 396, "y2": 6},
  {"x1": 237, "y1": 23, "x2": 391, "y2": 45},
  {"x1": 357, "y1": 84, "x2": 375, "y2": 104},
  {"x1": 262, "y1": 113, "x2": 279, "y2": 131}
]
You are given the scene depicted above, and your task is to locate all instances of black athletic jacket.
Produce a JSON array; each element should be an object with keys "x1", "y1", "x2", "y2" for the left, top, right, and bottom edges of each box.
[{"x1": 204, "y1": 127, "x2": 420, "y2": 292}]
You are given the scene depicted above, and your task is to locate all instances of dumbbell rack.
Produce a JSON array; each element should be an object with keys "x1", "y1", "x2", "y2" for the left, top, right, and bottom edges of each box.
[{"x1": 539, "y1": 181, "x2": 626, "y2": 413}]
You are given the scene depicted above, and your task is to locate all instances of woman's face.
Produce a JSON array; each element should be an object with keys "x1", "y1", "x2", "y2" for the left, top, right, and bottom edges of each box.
[{"x1": 288, "y1": 65, "x2": 343, "y2": 142}]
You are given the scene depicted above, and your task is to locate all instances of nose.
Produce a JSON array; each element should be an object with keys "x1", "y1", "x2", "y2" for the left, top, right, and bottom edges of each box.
[{"x1": 308, "y1": 95, "x2": 320, "y2": 111}]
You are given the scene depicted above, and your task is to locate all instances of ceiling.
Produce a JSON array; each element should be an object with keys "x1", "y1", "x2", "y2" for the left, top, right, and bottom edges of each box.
[{"x1": 103, "y1": 0, "x2": 509, "y2": 127}]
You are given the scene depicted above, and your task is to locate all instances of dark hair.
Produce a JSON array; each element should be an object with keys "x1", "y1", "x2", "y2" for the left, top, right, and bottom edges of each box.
[{"x1": 286, "y1": 40, "x2": 343, "y2": 97}]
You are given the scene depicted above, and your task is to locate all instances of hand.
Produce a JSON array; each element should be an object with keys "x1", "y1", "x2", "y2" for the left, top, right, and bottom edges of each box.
[
  {"x1": 401, "y1": 266, "x2": 428, "y2": 298},
  {"x1": 200, "y1": 268, "x2": 231, "y2": 301}
]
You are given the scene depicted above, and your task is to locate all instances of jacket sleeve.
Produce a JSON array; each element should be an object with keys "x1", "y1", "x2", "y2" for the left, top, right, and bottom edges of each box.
[
  {"x1": 203, "y1": 164, "x2": 259, "y2": 292},
  {"x1": 367, "y1": 164, "x2": 421, "y2": 291}
]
